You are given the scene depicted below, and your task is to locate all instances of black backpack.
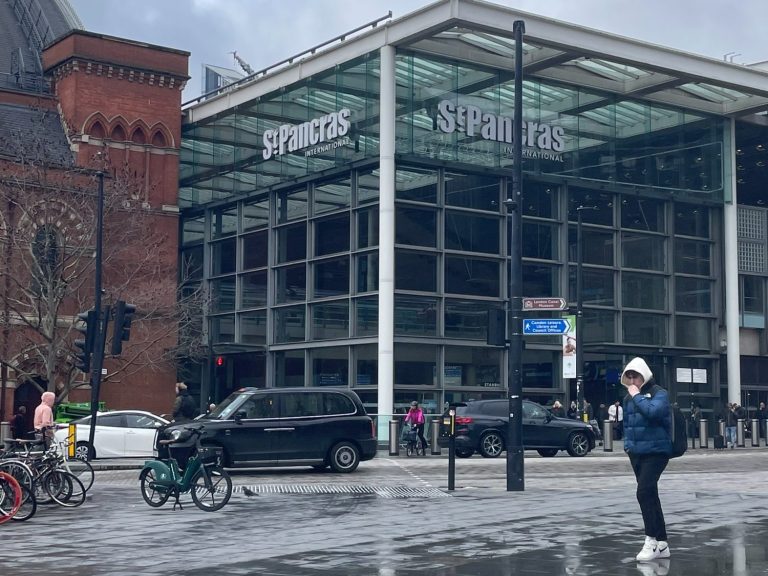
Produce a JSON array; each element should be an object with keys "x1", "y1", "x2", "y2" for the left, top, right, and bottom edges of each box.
[
  {"x1": 181, "y1": 394, "x2": 199, "y2": 419},
  {"x1": 651, "y1": 385, "x2": 687, "y2": 458}
]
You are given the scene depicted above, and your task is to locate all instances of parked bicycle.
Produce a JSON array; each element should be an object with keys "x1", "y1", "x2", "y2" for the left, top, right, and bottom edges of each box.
[{"x1": 139, "y1": 424, "x2": 232, "y2": 512}]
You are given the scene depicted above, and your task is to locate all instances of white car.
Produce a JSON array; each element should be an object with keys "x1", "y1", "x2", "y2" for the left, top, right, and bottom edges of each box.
[{"x1": 54, "y1": 410, "x2": 168, "y2": 459}]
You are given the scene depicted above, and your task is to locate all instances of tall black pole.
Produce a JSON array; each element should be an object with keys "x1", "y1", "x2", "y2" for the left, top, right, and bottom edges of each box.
[
  {"x1": 575, "y1": 205, "x2": 596, "y2": 422},
  {"x1": 506, "y1": 19, "x2": 525, "y2": 492},
  {"x1": 86, "y1": 171, "x2": 105, "y2": 461}
]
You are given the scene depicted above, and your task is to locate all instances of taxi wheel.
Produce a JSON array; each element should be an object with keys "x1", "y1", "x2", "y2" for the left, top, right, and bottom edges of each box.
[{"x1": 75, "y1": 442, "x2": 94, "y2": 461}]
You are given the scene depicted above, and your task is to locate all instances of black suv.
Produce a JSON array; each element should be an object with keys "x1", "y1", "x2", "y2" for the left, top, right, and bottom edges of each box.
[
  {"x1": 438, "y1": 399, "x2": 595, "y2": 458},
  {"x1": 162, "y1": 387, "x2": 377, "y2": 473}
]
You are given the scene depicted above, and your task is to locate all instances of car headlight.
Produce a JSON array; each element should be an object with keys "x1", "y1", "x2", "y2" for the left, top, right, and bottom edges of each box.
[{"x1": 170, "y1": 429, "x2": 183, "y2": 441}]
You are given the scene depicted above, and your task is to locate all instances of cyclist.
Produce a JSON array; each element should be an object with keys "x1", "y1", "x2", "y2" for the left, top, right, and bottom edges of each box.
[{"x1": 404, "y1": 400, "x2": 428, "y2": 453}]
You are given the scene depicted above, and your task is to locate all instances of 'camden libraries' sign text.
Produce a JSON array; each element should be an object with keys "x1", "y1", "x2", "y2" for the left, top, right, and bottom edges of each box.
[
  {"x1": 436, "y1": 99, "x2": 565, "y2": 161},
  {"x1": 263, "y1": 108, "x2": 352, "y2": 160}
]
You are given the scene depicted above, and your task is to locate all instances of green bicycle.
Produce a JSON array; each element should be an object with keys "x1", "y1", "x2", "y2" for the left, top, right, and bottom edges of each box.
[{"x1": 139, "y1": 424, "x2": 232, "y2": 512}]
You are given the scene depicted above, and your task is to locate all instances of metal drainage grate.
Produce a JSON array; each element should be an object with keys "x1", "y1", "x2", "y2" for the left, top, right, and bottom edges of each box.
[{"x1": 235, "y1": 484, "x2": 450, "y2": 499}]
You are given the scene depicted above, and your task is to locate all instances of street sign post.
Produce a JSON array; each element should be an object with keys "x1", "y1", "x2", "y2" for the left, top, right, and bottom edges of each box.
[
  {"x1": 522, "y1": 297, "x2": 567, "y2": 311},
  {"x1": 523, "y1": 318, "x2": 572, "y2": 335}
]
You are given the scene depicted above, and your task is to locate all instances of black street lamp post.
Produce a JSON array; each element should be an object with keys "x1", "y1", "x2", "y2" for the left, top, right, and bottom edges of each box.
[{"x1": 575, "y1": 205, "x2": 597, "y2": 422}]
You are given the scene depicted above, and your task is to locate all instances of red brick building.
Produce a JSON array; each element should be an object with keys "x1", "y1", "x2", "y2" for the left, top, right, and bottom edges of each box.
[{"x1": 0, "y1": 1, "x2": 188, "y2": 431}]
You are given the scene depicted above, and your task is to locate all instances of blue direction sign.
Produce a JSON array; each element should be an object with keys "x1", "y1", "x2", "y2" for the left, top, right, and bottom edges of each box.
[{"x1": 523, "y1": 318, "x2": 572, "y2": 335}]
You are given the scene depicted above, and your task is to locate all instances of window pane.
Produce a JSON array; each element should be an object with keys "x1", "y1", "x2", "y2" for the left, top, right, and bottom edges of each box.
[
  {"x1": 314, "y1": 177, "x2": 351, "y2": 215},
  {"x1": 211, "y1": 238, "x2": 236, "y2": 275},
  {"x1": 315, "y1": 257, "x2": 350, "y2": 298},
  {"x1": 242, "y1": 231, "x2": 268, "y2": 270},
  {"x1": 676, "y1": 277, "x2": 712, "y2": 313},
  {"x1": 568, "y1": 189, "x2": 613, "y2": 225},
  {"x1": 312, "y1": 347, "x2": 348, "y2": 386},
  {"x1": 445, "y1": 212, "x2": 500, "y2": 254},
  {"x1": 241, "y1": 271, "x2": 267, "y2": 308},
  {"x1": 276, "y1": 222, "x2": 306, "y2": 263},
  {"x1": 396, "y1": 206, "x2": 436, "y2": 247},
  {"x1": 444, "y1": 346, "x2": 502, "y2": 387},
  {"x1": 675, "y1": 204, "x2": 709, "y2": 238},
  {"x1": 357, "y1": 169, "x2": 379, "y2": 205},
  {"x1": 273, "y1": 305, "x2": 305, "y2": 343},
  {"x1": 569, "y1": 267, "x2": 615, "y2": 306},
  {"x1": 621, "y1": 197, "x2": 665, "y2": 232},
  {"x1": 357, "y1": 206, "x2": 379, "y2": 248},
  {"x1": 243, "y1": 198, "x2": 269, "y2": 231},
  {"x1": 210, "y1": 315, "x2": 235, "y2": 343},
  {"x1": 522, "y1": 221, "x2": 558, "y2": 260},
  {"x1": 211, "y1": 277, "x2": 235, "y2": 312},
  {"x1": 211, "y1": 206, "x2": 237, "y2": 239},
  {"x1": 355, "y1": 297, "x2": 378, "y2": 337},
  {"x1": 569, "y1": 227, "x2": 614, "y2": 266},
  {"x1": 445, "y1": 256, "x2": 499, "y2": 297},
  {"x1": 275, "y1": 264, "x2": 306, "y2": 303},
  {"x1": 274, "y1": 350, "x2": 304, "y2": 387},
  {"x1": 623, "y1": 272, "x2": 666, "y2": 310},
  {"x1": 396, "y1": 167, "x2": 437, "y2": 203},
  {"x1": 315, "y1": 213, "x2": 350, "y2": 256},
  {"x1": 181, "y1": 246, "x2": 203, "y2": 281},
  {"x1": 182, "y1": 215, "x2": 204, "y2": 244},
  {"x1": 445, "y1": 299, "x2": 496, "y2": 340},
  {"x1": 277, "y1": 188, "x2": 308, "y2": 223},
  {"x1": 583, "y1": 309, "x2": 615, "y2": 343},
  {"x1": 521, "y1": 182, "x2": 558, "y2": 219},
  {"x1": 622, "y1": 233, "x2": 665, "y2": 271},
  {"x1": 355, "y1": 344, "x2": 378, "y2": 386},
  {"x1": 445, "y1": 172, "x2": 499, "y2": 212},
  {"x1": 356, "y1": 252, "x2": 378, "y2": 293},
  {"x1": 312, "y1": 300, "x2": 349, "y2": 340},
  {"x1": 676, "y1": 316, "x2": 711, "y2": 348},
  {"x1": 675, "y1": 239, "x2": 710, "y2": 275},
  {"x1": 394, "y1": 343, "x2": 436, "y2": 385},
  {"x1": 623, "y1": 312, "x2": 667, "y2": 345},
  {"x1": 522, "y1": 350, "x2": 558, "y2": 389},
  {"x1": 523, "y1": 263, "x2": 559, "y2": 297},
  {"x1": 396, "y1": 251, "x2": 436, "y2": 292},
  {"x1": 742, "y1": 275, "x2": 764, "y2": 328},
  {"x1": 394, "y1": 295, "x2": 437, "y2": 336},
  {"x1": 240, "y1": 311, "x2": 266, "y2": 345}
]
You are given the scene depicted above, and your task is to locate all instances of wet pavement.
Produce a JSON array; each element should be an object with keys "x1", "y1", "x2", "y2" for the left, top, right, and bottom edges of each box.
[{"x1": 3, "y1": 449, "x2": 768, "y2": 575}]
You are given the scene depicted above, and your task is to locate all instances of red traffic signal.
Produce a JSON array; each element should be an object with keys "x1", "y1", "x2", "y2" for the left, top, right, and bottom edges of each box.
[{"x1": 215, "y1": 356, "x2": 225, "y2": 367}]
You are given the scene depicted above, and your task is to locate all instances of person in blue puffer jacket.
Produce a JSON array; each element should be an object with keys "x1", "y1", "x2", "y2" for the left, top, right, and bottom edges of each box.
[{"x1": 621, "y1": 356, "x2": 673, "y2": 563}]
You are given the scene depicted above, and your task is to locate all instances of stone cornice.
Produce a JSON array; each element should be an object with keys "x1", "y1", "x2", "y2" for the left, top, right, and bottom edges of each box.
[{"x1": 50, "y1": 58, "x2": 188, "y2": 91}]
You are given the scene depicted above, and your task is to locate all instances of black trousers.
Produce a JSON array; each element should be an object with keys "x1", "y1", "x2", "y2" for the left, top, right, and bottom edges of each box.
[
  {"x1": 413, "y1": 423, "x2": 428, "y2": 449},
  {"x1": 629, "y1": 453, "x2": 669, "y2": 541}
]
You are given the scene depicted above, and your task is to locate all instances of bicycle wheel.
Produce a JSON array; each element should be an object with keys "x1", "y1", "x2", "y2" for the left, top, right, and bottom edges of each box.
[
  {"x1": 64, "y1": 457, "x2": 94, "y2": 493},
  {"x1": 406, "y1": 443, "x2": 414, "y2": 457},
  {"x1": 0, "y1": 472, "x2": 22, "y2": 524},
  {"x1": 191, "y1": 465, "x2": 232, "y2": 512},
  {"x1": 0, "y1": 460, "x2": 34, "y2": 492},
  {"x1": 44, "y1": 469, "x2": 86, "y2": 508},
  {"x1": 139, "y1": 468, "x2": 170, "y2": 508},
  {"x1": 11, "y1": 484, "x2": 37, "y2": 522}
]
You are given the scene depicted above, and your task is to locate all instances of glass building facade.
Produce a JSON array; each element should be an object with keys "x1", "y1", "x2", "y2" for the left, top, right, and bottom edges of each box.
[{"x1": 179, "y1": 1, "x2": 768, "y2": 423}]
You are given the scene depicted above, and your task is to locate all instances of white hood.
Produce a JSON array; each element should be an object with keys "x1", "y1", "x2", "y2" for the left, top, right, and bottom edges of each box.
[{"x1": 620, "y1": 357, "x2": 653, "y2": 387}]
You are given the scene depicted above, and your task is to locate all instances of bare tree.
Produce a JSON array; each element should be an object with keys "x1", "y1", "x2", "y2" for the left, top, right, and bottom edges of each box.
[{"x1": 0, "y1": 107, "x2": 204, "y2": 402}]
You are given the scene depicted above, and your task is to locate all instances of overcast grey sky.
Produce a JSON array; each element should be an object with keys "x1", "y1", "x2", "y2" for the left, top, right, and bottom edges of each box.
[{"x1": 68, "y1": 0, "x2": 768, "y2": 101}]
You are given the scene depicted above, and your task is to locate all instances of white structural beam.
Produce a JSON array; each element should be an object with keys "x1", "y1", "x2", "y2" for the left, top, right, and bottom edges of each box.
[
  {"x1": 377, "y1": 44, "x2": 396, "y2": 443},
  {"x1": 724, "y1": 119, "x2": 741, "y2": 405}
]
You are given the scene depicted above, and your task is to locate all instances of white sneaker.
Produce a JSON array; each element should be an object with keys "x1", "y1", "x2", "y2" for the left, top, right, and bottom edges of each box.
[
  {"x1": 656, "y1": 540, "x2": 670, "y2": 558},
  {"x1": 636, "y1": 536, "x2": 659, "y2": 561}
]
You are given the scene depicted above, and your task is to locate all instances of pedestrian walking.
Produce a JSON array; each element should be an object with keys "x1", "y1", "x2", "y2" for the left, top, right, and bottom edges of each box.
[
  {"x1": 567, "y1": 401, "x2": 578, "y2": 419},
  {"x1": 725, "y1": 403, "x2": 739, "y2": 448},
  {"x1": 757, "y1": 401, "x2": 767, "y2": 440},
  {"x1": 621, "y1": 357, "x2": 672, "y2": 562},
  {"x1": 172, "y1": 382, "x2": 197, "y2": 423},
  {"x1": 609, "y1": 400, "x2": 624, "y2": 439},
  {"x1": 551, "y1": 400, "x2": 566, "y2": 418}
]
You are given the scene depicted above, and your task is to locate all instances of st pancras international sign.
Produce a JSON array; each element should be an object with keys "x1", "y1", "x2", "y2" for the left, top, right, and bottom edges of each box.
[{"x1": 263, "y1": 108, "x2": 352, "y2": 160}]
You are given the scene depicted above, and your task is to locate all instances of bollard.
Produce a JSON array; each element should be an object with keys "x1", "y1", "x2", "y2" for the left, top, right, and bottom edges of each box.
[
  {"x1": 736, "y1": 418, "x2": 745, "y2": 447},
  {"x1": 0, "y1": 421, "x2": 9, "y2": 443},
  {"x1": 602, "y1": 420, "x2": 613, "y2": 452},
  {"x1": 751, "y1": 419, "x2": 760, "y2": 447},
  {"x1": 430, "y1": 418, "x2": 441, "y2": 455},
  {"x1": 389, "y1": 419, "x2": 400, "y2": 456},
  {"x1": 718, "y1": 420, "x2": 726, "y2": 439},
  {"x1": 699, "y1": 418, "x2": 708, "y2": 449}
]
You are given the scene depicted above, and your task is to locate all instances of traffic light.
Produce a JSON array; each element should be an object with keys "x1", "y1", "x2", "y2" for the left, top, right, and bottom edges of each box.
[
  {"x1": 74, "y1": 309, "x2": 96, "y2": 373},
  {"x1": 110, "y1": 300, "x2": 136, "y2": 355}
]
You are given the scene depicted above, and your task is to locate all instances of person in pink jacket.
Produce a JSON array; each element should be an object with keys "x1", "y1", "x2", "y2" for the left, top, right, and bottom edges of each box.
[
  {"x1": 33, "y1": 391, "x2": 55, "y2": 441},
  {"x1": 404, "y1": 400, "x2": 428, "y2": 452}
]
